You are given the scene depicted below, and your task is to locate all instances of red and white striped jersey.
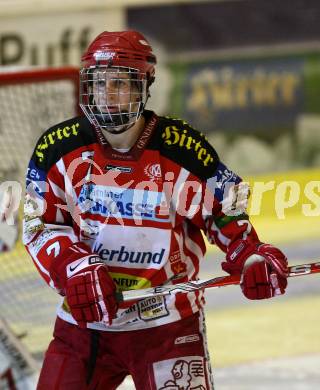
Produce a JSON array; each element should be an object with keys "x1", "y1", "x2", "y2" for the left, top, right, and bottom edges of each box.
[{"x1": 23, "y1": 110, "x2": 259, "y2": 331}]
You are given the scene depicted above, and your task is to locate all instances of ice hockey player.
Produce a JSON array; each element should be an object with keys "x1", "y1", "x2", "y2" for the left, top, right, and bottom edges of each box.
[{"x1": 23, "y1": 30, "x2": 288, "y2": 389}]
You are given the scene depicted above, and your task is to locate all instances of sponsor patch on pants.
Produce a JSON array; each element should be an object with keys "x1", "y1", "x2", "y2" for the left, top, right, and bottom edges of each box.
[
  {"x1": 153, "y1": 356, "x2": 207, "y2": 389},
  {"x1": 174, "y1": 334, "x2": 200, "y2": 345}
]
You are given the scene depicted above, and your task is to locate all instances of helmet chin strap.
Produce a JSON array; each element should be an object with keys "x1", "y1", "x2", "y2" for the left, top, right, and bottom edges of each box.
[
  {"x1": 94, "y1": 110, "x2": 132, "y2": 133},
  {"x1": 96, "y1": 100, "x2": 148, "y2": 135}
]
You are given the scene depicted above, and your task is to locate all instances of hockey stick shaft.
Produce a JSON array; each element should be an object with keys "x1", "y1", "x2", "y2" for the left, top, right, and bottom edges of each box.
[{"x1": 116, "y1": 262, "x2": 320, "y2": 302}]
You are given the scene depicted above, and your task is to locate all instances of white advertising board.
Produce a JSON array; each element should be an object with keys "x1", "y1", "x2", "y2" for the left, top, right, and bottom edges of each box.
[{"x1": 0, "y1": 9, "x2": 124, "y2": 66}]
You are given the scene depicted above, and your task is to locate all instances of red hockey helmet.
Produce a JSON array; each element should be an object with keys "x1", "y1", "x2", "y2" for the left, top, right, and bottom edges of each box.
[
  {"x1": 81, "y1": 30, "x2": 156, "y2": 86},
  {"x1": 80, "y1": 31, "x2": 157, "y2": 134}
]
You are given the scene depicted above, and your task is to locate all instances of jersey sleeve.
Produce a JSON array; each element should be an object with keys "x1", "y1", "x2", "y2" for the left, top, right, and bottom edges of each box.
[
  {"x1": 159, "y1": 116, "x2": 260, "y2": 252},
  {"x1": 201, "y1": 161, "x2": 260, "y2": 253},
  {"x1": 23, "y1": 139, "x2": 92, "y2": 292}
]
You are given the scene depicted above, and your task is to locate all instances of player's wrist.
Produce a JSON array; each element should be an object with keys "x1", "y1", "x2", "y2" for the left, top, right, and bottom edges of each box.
[
  {"x1": 223, "y1": 239, "x2": 288, "y2": 300},
  {"x1": 49, "y1": 241, "x2": 99, "y2": 293},
  {"x1": 223, "y1": 239, "x2": 288, "y2": 282},
  {"x1": 225, "y1": 239, "x2": 287, "y2": 269},
  {"x1": 223, "y1": 239, "x2": 260, "y2": 275},
  {"x1": 66, "y1": 255, "x2": 104, "y2": 278}
]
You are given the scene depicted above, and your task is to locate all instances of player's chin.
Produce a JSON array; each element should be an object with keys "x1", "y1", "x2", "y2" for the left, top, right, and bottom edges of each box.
[
  {"x1": 98, "y1": 107, "x2": 121, "y2": 115},
  {"x1": 105, "y1": 126, "x2": 130, "y2": 135}
]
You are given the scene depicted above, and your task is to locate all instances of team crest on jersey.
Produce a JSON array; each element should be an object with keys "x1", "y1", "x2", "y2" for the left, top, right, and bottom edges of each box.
[
  {"x1": 144, "y1": 163, "x2": 162, "y2": 182},
  {"x1": 169, "y1": 251, "x2": 187, "y2": 276}
]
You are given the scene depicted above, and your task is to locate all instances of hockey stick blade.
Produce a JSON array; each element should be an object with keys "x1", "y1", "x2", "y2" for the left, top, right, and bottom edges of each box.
[{"x1": 116, "y1": 262, "x2": 320, "y2": 303}]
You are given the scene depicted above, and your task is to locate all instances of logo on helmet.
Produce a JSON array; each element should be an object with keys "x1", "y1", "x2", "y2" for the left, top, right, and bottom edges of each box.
[
  {"x1": 94, "y1": 51, "x2": 116, "y2": 61},
  {"x1": 139, "y1": 39, "x2": 149, "y2": 46}
]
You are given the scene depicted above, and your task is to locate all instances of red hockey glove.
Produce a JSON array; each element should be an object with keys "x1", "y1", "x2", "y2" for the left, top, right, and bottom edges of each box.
[
  {"x1": 50, "y1": 244, "x2": 117, "y2": 328},
  {"x1": 222, "y1": 240, "x2": 288, "y2": 300}
]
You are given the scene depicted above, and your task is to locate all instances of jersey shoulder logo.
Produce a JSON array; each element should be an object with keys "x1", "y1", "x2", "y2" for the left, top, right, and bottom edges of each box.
[
  {"x1": 33, "y1": 116, "x2": 95, "y2": 170},
  {"x1": 157, "y1": 116, "x2": 219, "y2": 179},
  {"x1": 35, "y1": 121, "x2": 80, "y2": 163}
]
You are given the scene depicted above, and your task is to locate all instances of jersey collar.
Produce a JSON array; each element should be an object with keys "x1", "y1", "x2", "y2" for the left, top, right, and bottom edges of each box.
[{"x1": 93, "y1": 110, "x2": 158, "y2": 161}]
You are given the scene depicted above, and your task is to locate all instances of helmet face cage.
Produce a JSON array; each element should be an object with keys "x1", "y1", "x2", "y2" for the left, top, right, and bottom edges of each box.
[{"x1": 80, "y1": 66, "x2": 148, "y2": 133}]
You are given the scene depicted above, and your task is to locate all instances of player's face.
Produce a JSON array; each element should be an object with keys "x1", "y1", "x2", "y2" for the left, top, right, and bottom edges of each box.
[{"x1": 92, "y1": 68, "x2": 140, "y2": 114}]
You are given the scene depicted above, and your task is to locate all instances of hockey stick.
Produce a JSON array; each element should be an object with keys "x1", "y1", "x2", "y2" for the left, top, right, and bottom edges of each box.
[
  {"x1": 116, "y1": 262, "x2": 320, "y2": 303},
  {"x1": 0, "y1": 317, "x2": 40, "y2": 389}
]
